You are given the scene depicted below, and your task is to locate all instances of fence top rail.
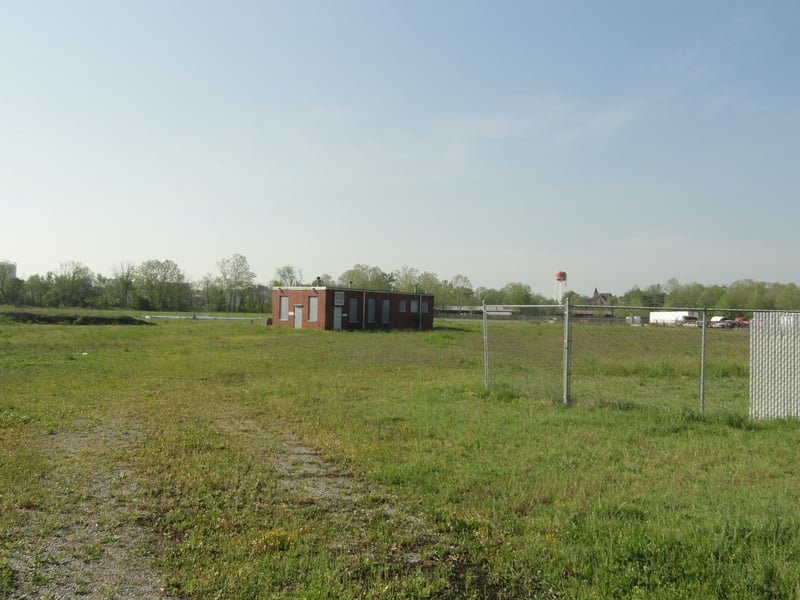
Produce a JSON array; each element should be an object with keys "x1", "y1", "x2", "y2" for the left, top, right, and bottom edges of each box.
[
  {"x1": 475, "y1": 303, "x2": 800, "y2": 314},
  {"x1": 568, "y1": 304, "x2": 799, "y2": 313},
  {"x1": 483, "y1": 304, "x2": 563, "y2": 310}
]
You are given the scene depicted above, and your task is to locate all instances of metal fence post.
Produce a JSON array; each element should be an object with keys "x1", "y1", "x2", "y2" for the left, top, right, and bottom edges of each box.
[
  {"x1": 563, "y1": 297, "x2": 572, "y2": 404},
  {"x1": 482, "y1": 300, "x2": 490, "y2": 389},
  {"x1": 700, "y1": 308, "x2": 707, "y2": 412}
]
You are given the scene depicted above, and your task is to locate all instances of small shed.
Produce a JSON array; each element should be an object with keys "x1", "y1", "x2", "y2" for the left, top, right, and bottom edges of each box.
[{"x1": 272, "y1": 287, "x2": 435, "y2": 330}]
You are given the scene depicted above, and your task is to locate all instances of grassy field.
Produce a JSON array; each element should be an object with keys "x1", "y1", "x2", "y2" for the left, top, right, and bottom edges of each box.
[{"x1": 1, "y1": 311, "x2": 799, "y2": 598}]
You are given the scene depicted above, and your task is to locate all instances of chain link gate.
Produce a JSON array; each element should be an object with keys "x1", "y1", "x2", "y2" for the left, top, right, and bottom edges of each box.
[{"x1": 750, "y1": 311, "x2": 800, "y2": 419}]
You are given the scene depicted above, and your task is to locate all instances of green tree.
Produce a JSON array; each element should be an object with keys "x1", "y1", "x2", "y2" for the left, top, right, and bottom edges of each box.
[
  {"x1": 642, "y1": 284, "x2": 665, "y2": 307},
  {"x1": 315, "y1": 273, "x2": 336, "y2": 286},
  {"x1": 393, "y1": 266, "x2": 420, "y2": 292},
  {"x1": 449, "y1": 274, "x2": 474, "y2": 308},
  {"x1": 621, "y1": 284, "x2": 664, "y2": 307},
  {"x1": 415, "y1": 272, "x2": 440, "y2": 295},
  {"x1": 0, "y1": 262, "x2": 15, "y2": 304},
  {"x1": 93, "y1": 273, "x2": 111, "y2": 308},
  {"x1": 0, "y1": 262, "x2": 24, "y2": 306},
  {"x1": 665, "y1": 281, "x2": 711, "y2": 308},
  {"x1": 767, "y1": 283, "x2": 800, "y2": 310},
  {"x1": 23, "y1": 274, "x2": 51, "y2": 306},
  {"x1": 196, "y1": 274, "x2": 224, "y2": 311},
  {"x1": 500, "y1": 282, "x2": 533, "y2": 305},
  {"x1": 475, "y1": 287, "x2": 504, "y2": 305},
  {"x1": 109, "y1": 262, "x2": 137, "y2": 308},
  {"x1": 250, "y1": 284, "x2": 272, "y2": 313},
  {"x1": 337, "y1": 264, "x2": 391, "y2": 290},
  {"x1": 1, "y1": 276, "x2": 23, "y2": 306},
  {"x1": 530, "y1": 292, "x2": 553, "y2": 304},
  {"x1": 273, "y1": 265, "x2": 304, "y2": 287},
  {"x1": 619, "y1": 285, "x2": 643, "y2": 306},
  {"x1": 717, "y1": 279, "x2": 764, "y2": 309},
  {"x1": 52, "y1": 261, "x2": 95, "y2": 307},
  {"x1": 697, "y1": 285, "x2": 726, "y2": 308},
  {"x1": 218, "y1": 254, "x2": 256, "y2": 311},
  {"x1": 136, "y1": 259, "x2": 190, "y2": 311}
]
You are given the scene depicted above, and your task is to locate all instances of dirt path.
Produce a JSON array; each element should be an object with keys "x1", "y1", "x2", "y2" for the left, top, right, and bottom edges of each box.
[
  {"x1": 216, "y1": 414, "x2": 439, "y2": 572},
  {"x1": 7, "y1": 412, "x2": 443, "y2": 598},
  {"x1": 6, "y1": 398, "x2": 462, "y2": 600},
  {"x1": 7, "y1": 424, "x2": 168, "y2": 599}
]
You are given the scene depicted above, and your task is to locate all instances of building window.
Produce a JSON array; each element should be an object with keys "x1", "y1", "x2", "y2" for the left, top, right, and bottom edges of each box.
[
  {"x1": 410, "y1": 299, "x2": 419, "y2": 313},
  {"x1": 349, "y1": 297, "x2": 358, "y2": 324},
  {"x1": 279, "y1": 296, "x2": 289, "y2": 321},
  {"x1": 308, "y1": 296, "x2": 318, "y2": 322},
  {"x1": 382, "y1": 299, "x2": 390, "y2": 324},
  {"x1": 367, "y1": 298, "x2": 377, "y2": 324},
  {"x1": 399, "y1": 299, "x2": 407, "y2": 313},
  {"x1": 422, "y1": 301, "x2": 430, "y2": 314}
]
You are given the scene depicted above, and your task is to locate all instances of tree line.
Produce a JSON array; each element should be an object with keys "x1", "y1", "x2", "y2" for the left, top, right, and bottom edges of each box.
[
  {"x1": 607, "y1": 278, "x2": 800, "y2": 311},
  {"x1": 0, "y1": 256, "x2": 268, "y2": 313},
  {"x1": 2, "y1": 258, "x2": 799, "y2": 312}
]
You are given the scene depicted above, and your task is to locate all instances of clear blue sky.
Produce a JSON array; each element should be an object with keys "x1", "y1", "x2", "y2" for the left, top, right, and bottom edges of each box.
[{"x1": 3, "y1": 1, "x2": 799, "y2": 297}]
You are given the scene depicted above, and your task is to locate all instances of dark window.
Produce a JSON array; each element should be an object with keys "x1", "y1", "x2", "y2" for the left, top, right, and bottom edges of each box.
[
  {"x1": 367, "y1": 298, "x2": 377, "y2": 323},
  {"x1": 348, "y1": 297, "x2": 358, "y2": 324},
  {"x1": 382, "y1": 299, "x2": 390, "y2": 324}
]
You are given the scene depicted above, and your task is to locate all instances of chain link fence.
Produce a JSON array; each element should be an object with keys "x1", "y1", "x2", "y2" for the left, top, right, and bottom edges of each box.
[
  {"x1": 480, "y1": 302, "x2": 768, "y2": 417},
  {"x1": 750, "y1": 311, "x2": 800, "y2": 418}
]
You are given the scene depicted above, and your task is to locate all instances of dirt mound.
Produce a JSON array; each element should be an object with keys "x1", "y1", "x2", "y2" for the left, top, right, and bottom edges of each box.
[{"x1": 0, "y1": 312, "x2": 154, "y2": 326}]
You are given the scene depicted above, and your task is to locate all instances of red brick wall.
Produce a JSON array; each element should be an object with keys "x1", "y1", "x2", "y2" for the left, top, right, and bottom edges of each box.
[
  {"x1": 272, "y1": 288, "x2": 434, "y2": 330},
  {"x1": 272, "y1": 288, "x2": 327, "y2": 330}
]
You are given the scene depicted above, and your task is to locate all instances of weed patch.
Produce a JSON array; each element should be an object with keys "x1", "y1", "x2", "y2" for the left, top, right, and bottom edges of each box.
[
  {"x1": 0, "y1": 560, "x2": 16, "y2": 599},
  {"x1": 0, "y1": 405, "x2": 35, "y2": 427}
]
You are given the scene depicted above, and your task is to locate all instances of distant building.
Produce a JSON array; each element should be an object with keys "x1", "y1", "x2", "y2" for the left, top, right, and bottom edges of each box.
[
  {"x1": 572, "y1": 287, "x2": 614, "y2": 318},
  {"x1": 591, "y1": 288, "x2": 612, "y2": 305},
  {"x1": 272, "y1": 287, "x2": 434, "y2": 330},
  {"x1": 0, "y1": 260, "x2": 17, "y2": 279}
]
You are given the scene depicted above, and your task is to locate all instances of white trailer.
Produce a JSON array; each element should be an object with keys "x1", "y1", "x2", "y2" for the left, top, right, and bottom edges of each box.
[{"x1": 649, "y1": 311, "x2": 699, "y2": 326}]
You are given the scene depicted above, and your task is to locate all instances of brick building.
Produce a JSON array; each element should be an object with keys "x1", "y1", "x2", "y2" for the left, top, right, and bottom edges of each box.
[{"x1": 272, "y1": 287, "x2": 435, "y2": 330}]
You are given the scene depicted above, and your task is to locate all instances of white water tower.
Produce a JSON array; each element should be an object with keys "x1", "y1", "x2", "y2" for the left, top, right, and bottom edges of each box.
[{"x1": 554, "y1": 271, "x2": 567, "y2": 303}]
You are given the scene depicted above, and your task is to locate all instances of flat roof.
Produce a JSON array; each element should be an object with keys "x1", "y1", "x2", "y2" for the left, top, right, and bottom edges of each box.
[{"x1": 274, "y1": 286, "x2": 433, "y2": 295}]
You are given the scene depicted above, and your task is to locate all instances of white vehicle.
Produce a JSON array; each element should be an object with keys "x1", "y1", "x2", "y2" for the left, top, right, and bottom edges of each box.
[{"x1": 708, "y1": 316, "x2": 734, "y2": 328}]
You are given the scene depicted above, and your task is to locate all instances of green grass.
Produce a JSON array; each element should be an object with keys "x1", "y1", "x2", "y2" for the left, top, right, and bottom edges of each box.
[{"x1": 1, "y1": 311, "x2": 799, "y2": 598}]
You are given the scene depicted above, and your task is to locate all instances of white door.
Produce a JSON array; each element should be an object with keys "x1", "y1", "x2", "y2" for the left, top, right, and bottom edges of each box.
[
  {"x1": 333, "y1": 307, "x2": 342, "y2": 330},
  {"x1": 293, "y1": 305, "x2": 303, "y2": 329}
]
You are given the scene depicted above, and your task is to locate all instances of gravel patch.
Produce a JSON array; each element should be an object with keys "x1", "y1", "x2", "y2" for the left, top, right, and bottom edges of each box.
[{"x1": 6, "y1": 424, "x2": 169, "y2": 599}]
